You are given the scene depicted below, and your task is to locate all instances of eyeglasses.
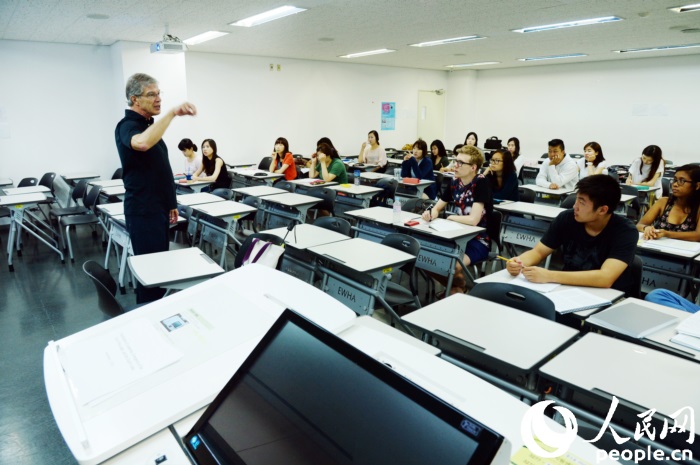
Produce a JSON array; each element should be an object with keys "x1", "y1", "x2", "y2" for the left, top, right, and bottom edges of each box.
[
  {"x1": 490, "y1": 159, "x2": 503, "y2": 164},
  {"x1": 672, "y1": 177, "x2": 692, "y2": 186},
  {"x1": 139, "y1": 91, "x2": 162, "y2": 99},
  {"x1": 453, "y1": 160, "x2": 471, "y2": 168}
]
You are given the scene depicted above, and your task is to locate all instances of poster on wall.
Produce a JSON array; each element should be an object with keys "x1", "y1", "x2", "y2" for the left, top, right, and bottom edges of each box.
[{"x1": 381, "y1": 102, "x2": 395, "y2": 130}]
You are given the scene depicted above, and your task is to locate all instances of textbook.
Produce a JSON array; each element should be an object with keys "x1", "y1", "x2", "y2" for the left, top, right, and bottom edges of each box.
[
  {"x1": 586, "y1": 302, "x2": 678, "y2": 338},
  {"x1": 546, "y1": 288, "x2": 611, "y2": 314}
]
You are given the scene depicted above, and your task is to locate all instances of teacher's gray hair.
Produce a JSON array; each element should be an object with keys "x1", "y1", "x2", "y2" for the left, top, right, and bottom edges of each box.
[{"x1": 125, "y1": 73, "x2": 158, "y2": 107}]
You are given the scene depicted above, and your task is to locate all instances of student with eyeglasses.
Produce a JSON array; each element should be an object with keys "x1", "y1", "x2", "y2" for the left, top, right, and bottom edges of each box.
[
  {"x1": 636, "y1": 164, "x2": 700, "y2": 241},
  {"x1": 483, "y1": 149, "x2": 519, "y2": 201}
]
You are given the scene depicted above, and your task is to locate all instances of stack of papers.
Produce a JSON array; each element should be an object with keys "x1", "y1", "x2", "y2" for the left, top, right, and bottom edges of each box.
[
  {"x1": 587, "y1": 302, "x2": 679, "y2": 338},
  {"x1": 546, "y1": 288, "x2": 612, "y2": 314},
  {"x1": 671, "y1": 312, "x2": 700, "y2": 351}
]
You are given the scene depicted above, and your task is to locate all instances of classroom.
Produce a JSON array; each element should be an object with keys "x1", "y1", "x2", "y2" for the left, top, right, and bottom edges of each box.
[{"x1": 2, "y1": 1, "x2": 700, "y2": 464}]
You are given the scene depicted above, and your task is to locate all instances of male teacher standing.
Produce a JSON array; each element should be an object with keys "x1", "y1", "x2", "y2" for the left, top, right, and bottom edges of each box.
[{"x1": 115, "y1": 73, "x2": 197, "y2": 303}]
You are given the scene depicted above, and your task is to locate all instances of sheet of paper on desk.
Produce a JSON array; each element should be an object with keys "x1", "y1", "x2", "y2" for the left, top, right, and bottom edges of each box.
[
  {"x1": 676, "y1": 311, "x2": 700, "y2": 338},
  {"x1": 59, "y1": 319, "x2": 183, "y2": 407},
  {"x1": 670, "y1": 333, "x2": 700, "y2": 352},
  {"x1": 428, "y1": 218, "x2": 464, "y2": 232},
  {"x1": 510, "y1": 273, "x2": 561, "y2": 293},
  {"x1": 642, "y1": 238, "x2": 700, "y2": 253},
  {"x1": 546, "y1": 288, "x2": 611, "y2": 314}
]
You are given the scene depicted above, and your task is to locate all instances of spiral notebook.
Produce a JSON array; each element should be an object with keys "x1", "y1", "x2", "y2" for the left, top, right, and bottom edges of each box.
[{"x1": 546, "y1": 288, "x2": 612, "y2": 314}]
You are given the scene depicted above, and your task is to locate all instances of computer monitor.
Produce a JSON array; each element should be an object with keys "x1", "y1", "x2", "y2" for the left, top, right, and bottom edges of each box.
[{"x1": 184, "y1": 309, "x2": 504, "y2": 465}]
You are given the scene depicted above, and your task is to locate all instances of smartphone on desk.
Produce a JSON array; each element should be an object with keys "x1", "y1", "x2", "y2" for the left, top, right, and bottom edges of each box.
[{"x1": 404, "y1": 220, "x2": 420, "y2": 227}]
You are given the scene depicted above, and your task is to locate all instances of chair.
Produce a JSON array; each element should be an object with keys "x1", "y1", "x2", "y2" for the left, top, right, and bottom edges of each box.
[
  {"x1": 198, "y1": 213, "x2": 231, "y2": 268},
  {"x1": 661, "y1": 177, "x2": 671, "y2": 198},
  {"x1": 307, "y1": 187, "x2": 337, "y2": 218},
  {"x1": 370, "y1": 178, "x2": 398, "y2": 208},
  {"x1": 17, "y1": 177, "x2": 38, "y2": 188},
  {"x1": 379, "y1": 233, "x2": 422, "y2": 314},
  {"x1": 628, "y1": 255, "x2": 643, "y2": 299},
  {"x1": 210, "y1": 188, "x2": 233, "y2": 200},
  {"x1": 520, "y1": 166, "x2": 539, "y2": 185},
  {"x1": 276, "y1": 181, "x2": 296, "y2": 193},
  {"x1": 620, "y1": 184, "x2": 642, "y2": 222},
  {"x1": 111, "y1": 168, "x2": 123, "y2": 180},
  {"x1": 60, "y1": 185, "x2": 104, "y2": 262},
  {"x1": 313, "y1": 216, "x2": 352, "y2": 236},
  {"x1": 560, "y1": 193, "x2": 576, "y2": 209},
  {"x1": 82, "y1": 260, "x2": 126, "y2": 318},
  {"x1": 470, "y1": 282, "x2": 556, "y2": 320},
  {"x1": 233, "y1": 233, "x2": 286, "y2": 269},
  {"x1": 233, "y1": 196, "x2": 262, "y2": 244},
  {"x1": 258, "y1": 156, "x2": 272, "y2": 171},
  {"x1": 518, "y1": 186, "x2": 536, "y2": 204},
  {"x1": 49, "y1": 180, "x2": 89, "y2": 225},
  {"x1": 434, "y1": 171, "x2": 446, "y2": 199}
]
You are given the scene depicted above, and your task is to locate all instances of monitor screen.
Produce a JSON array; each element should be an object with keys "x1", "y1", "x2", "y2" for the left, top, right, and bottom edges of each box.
[{"x1": 184, "y1": 310, "x2": 503, "y2": 465}]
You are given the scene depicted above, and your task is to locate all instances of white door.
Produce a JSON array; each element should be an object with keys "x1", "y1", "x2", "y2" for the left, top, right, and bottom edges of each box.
[{"x1": 417, "y1": 90, "x2": 445, "y2": 143}]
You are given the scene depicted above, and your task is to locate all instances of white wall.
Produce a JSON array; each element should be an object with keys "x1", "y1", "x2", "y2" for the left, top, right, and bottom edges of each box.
[
  {"x1": 465, "y1": 55, "x2": 700, "y2": 166},
  {"x1": 183, "y1": 53, "x2": 448, "y2": 166},
  {"x1": 0, "y1": 40, "x2": 116, "y2": 182}
]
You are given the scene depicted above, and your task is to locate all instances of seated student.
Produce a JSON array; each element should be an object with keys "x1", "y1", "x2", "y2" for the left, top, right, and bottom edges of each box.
[
  {"x1": 193, "y1": 139, "x2": 230, "y2": 190},
  {"x1": 507, "y1": 137, "x2": 524, "y2": 176},
  {"x1": 178, "y1": 138, "x2": 201, "y2": 177},
  {"x1": 535, "y1": 138, "x2": 578, "y2": 190},
  {"x1": 637, "y1": 164, "x2": 700, "y2": 241},
  {"x1": 269, "y1": 137, "x2": 297, "y2": 181},
  {"x1": 358, "y1": 130, "x2": 387, "y2": 173},
  {"x1": 464, "y1": 131, "x2": 479, "y2": 148},
  {"x1": 507, "y1": 175, "x2": 638, "y2": 295},
  {"x1": 483, "y1": 148, "x2": 519, "y2": 202},
  {"x1": 310, "y1": 142, "x2": 348, "y2": 184},
  {"x1": 626, "y1": 144, "x2": 665, "y2": 191},
  {"x1": 401, "y1": 139, "x2": 436, "y2": 199},
  {"x1": 422, "y1": 145, "x2": 492, "y2": 295},
  {"x1": 646, "y1": 289, "x2": 699, "y2": 314},
  {"x1": 430, "y1": 139, "x2": 451, "y2": 172},
  {"x1": 577, "y1": 141, "x2": 607, "y2": 179}
]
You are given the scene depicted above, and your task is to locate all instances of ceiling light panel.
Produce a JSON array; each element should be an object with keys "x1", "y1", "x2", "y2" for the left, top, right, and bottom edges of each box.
[
  {"x1": 410, "y1": 36, "x2": 484, "y2": 47},
  {"x1": 230, "y1": 6, "x2": 307, "y2": 27},
  {"x1": 513, "y1": 16, "x2": 622, "y2": 33}
]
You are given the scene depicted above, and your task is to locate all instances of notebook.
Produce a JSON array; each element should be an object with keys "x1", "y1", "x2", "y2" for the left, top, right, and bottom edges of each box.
[
  {"x1": 586, "y1": 302, "x2": 679, "y2": 338},
  {"x1": 670, "y1": 333, "x2": 700, "y2": 352},
  {"x1": 546, "y1": 288, "x2": 612, "y2": 314},
  {"x1": 675, "y1": 311, "x2": 700, "y2": 338}
]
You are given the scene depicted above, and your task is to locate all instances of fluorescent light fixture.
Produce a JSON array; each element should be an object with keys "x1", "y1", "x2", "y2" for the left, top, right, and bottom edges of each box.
[
  {"x1": 513, "y1": 16, "x2": 622, "y2": 33},
  {"x1": 613, "y1": 43, "x2": 700, "y2": 53},
  {"x1": 184, "y1": 31, "x2": 229, "y2": 45},
  {"x1": 410, "y1": 36, "x2": 484, "y2": 47},
  {"x1": 669, "y1": 3, "x2": 700, "y2": 12},
  {"x1": 518, "y1": 53, "x2": 587, "y2": 62},
  {"x1": 446, "y1": 61, "x2": 500, "y2": 68},
  {"x1": 339, "y1": 49, "x2": 396, "y2": 58},
  {"x1": 230, "y1": 6, "x2": 307, "y2": 27}
]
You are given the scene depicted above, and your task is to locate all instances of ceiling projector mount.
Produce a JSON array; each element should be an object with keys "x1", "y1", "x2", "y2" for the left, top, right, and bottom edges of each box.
[{"x1": 150, "y1": 32, "x2": 187, "y2": 54}]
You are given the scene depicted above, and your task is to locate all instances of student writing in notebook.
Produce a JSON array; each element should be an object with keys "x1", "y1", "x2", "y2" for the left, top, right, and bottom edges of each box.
[
  {"x1": 506, "y1": 175, "x2": 638, "y2": 295},
  {"x1": 422, "y1": 146, "x2": 492, "y2": 295},
  {"x1": 637, "y1": 164, "x2": 700, "y2": 241}
]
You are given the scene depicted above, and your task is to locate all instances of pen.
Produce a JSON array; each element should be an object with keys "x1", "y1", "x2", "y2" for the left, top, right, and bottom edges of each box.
[{"x1": 496, "y1": 255, "x2": 512, "y2": 262}]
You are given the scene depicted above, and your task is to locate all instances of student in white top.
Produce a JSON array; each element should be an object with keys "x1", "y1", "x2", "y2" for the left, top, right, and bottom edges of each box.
[
  {"x1": 507, "y1": 137, "x2": 524, "y2": 176},
  {"x1": 358, "y1": 130, "x2": 387, "y2": 173},
  {"x1": 626, "y1": 145, "x2": 665, "y2": 191},
  {"x1": 178, "y1": 138, "x2": 202, "y2": 177},
  {"x1": 535, "y1": 138, "x2": 578, "y2": 190},
  {"x1": 577, "y1": 141, "x2": 607, "y2": 179}
]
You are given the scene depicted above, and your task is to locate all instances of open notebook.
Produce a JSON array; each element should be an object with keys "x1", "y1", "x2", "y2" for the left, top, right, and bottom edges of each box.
[{"x1": 586, "y1": 302, "x2": 679, "y2": 338}]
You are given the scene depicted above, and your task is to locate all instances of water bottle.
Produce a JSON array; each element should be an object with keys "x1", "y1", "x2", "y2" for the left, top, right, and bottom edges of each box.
[
  {"x1": 392, "y1": 197, "x2": 402, "y2": 224},
  {"x1": 354, "y1": 169, "x2": 361, "y2": 186},
  {"x1": 186, "y1": 165, "x2": 192, "y2": 181}
]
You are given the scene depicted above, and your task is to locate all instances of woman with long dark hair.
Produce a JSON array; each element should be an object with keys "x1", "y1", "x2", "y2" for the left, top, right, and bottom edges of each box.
[
  {"x1": 507, "y1": 137, "x2": 524, "y2": 175},
  {"x1": 578, "y1": 141, "x2": 607, "y2": 179},
  {"x1": 430, "y1": 139, "x2": 450, "y2": 172},
  {"x1": 269, "y1": 136, "x2": 297, "y2": 180},
  {"x1": 626, "y1": 145, "x2": 665, "y2": 190},
  {"x1": 358, "y1": 130, "x2": 387, "y2": 173},
  {"x1": 485, "y1": 149, "x2": 519, "y2": 201},
  {"x1": 401, "y1": 139, "x2": 436, "y2": 199},
  {"x1": 193, "y1": 139, "x2": 230, "y2": 190},
  {"x1": 310, "y1": 142, "x2": 347, "y2": 183}
]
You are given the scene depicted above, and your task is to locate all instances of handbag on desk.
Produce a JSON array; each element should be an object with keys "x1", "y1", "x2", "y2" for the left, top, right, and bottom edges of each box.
[
  {"x1": 241, "y1": 238, "x2": 284, "y2": 268},
  {"x1": 484, "y1": 136, "x2": 502, "y2": 150}
]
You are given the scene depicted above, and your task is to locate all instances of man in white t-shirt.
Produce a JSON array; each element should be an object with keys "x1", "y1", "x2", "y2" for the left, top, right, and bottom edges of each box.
[{"x1": 535, "y1": 138, "x2": 578, "y2": 191}]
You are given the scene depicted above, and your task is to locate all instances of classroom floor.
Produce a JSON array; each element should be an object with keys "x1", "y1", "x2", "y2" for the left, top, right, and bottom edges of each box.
[{"x1": 0, "y1": 224, "x2": 135, "y2": 465}]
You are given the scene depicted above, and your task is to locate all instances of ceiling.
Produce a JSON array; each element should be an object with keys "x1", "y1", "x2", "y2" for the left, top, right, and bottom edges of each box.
[{"x1": 2, "y1": 0, "x2": 699, "y2": 70}]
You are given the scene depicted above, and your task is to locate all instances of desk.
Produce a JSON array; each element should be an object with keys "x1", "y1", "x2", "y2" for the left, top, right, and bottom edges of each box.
[
  {"x1": 624, "y1": 184, "x2": 661, "y2": 216},
  {"x1": 328, "y1": 183, "x2": 382, "y2": 218},
  {"x1": 62, "y1": 172, "x2": 100, "y2": 184},
  {"x1": 396, "y1": 179, "x2": 435, "y2": 199},
  {"x1": 617, "y1": 193, "x2": 636, "y2": 215},
  {"x1": 520, "y1": 184, "x2": 574, "y2": 205},
  {"x1": 539, "y1": 332, "x2": 700, "y2": 458},
  {"x1": 2, "y1": 185, "x2": 51, "y2": 196},
  {"x1": 475, "y1": 269, "x2": 624, "y2": 319},
  {"x1": 100, "y1": 185, "x2": 125, "y2": 201},
  {"x1": 402, "y1": 294, "x2": 578, "y2": 399},
  {"x1": 96, "y1": 202, "x2": 124, "y2": 217},
  {"x1": 360, "y1": 171, "x2": 394, "y2": 181},
  {"x1": 175, "y1": 192, "x2": 225, "y2": 207},
  {"x1": 1, "y1": 192, "x2": 64, "y2": 271},
  {"x1": 588, "y1": 297, "x2": 700, "y2": 362},
  {"x1": 127, "y1": 246, "x2": 225, "y2": 291},
  {"x1": 637, "y1": 234, "x2": 700, "y2": 296},
  {"x1": 173, "y1": 179, "x2": 212, "y2": 194},
  {"x1": 495, "y1": 201, "x2": 564, "y2": 268},
  {"x1": 89, "y1": 179, "x2": 124, "y2": 188},
  {"x1": 262, "y1": 223, "x2": 350, "y2": 283},
  {"x1": 309, "y1": 237, "x2": 414, "y2": 323},
  {"x1": 257, "y1": 192, "x2": 321, "y2": 228},
  {"x1": 288, "y1": 177, "x2": 338, "y2": 194},
  {"x1": 228, "y1": 168, "x2": 283, "y2": 188},
  {"x1": 44, "y1": 265, "x2": 357, "y2": 465},
  {"x1": 191, "y1": 201, "x2": 257, "y2": 267},
  {"x1": 0, "y1": 178, "x2": 13, "y2": 187},
  {"x1": 230, "y1": 185, "x2": 286, "y2": 200}
]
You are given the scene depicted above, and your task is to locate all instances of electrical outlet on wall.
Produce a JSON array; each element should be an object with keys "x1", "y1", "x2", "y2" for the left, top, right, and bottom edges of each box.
[
  {"x1": 277, "y1": 64, "x2": 281, "y2": 71},
  {"x1": 269, "y1": 63, "x2": 273, "y2": 71}
]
